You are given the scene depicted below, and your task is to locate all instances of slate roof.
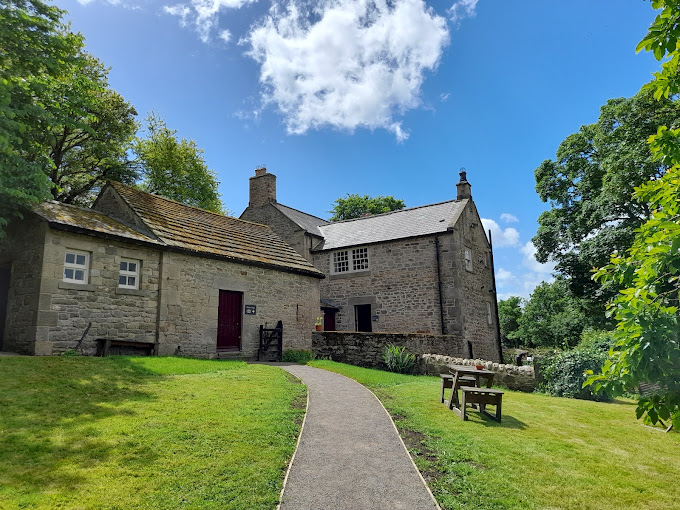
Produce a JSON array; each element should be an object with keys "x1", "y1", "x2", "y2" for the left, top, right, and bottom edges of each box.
[
  {"x1": 273, "y1": 203, "x2": 329, "y2": 237},
  {"x1": 34, "y1": 201, "x2": 162, "y2": 245},
  {"x1": 313, "y1": 199, "x2": 467, "y2": 251},
  {"x1": 106, "y1": 182, "x2": 324, "y2": 277}
]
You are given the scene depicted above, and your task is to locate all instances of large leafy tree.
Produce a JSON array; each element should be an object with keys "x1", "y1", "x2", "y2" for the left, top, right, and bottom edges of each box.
[
  {"x1": 0, "y1": 0, "x2": 83, "y2": 236},
  {"x1": 586, "y1": 0, "x2": 680, "y2": 431},
  {"x1": 497, "y1": 296, "x2": 522, "y2": 348},
  {"x1": 510, "y1": 279, "x2": 585, "y2": 348},
  {"x1": 533, "y1": 89, "x2": 680, "y2": 319},
  {"x1": 329, "y1": 194, "x2": 405, "y2": 221},
  {"x1": 135, "y1": 114, "x2": 224, "y2": 214}
]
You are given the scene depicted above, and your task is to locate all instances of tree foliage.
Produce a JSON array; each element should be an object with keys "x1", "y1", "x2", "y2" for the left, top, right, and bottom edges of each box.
[
  {"x1": 498, "y1": 296, "x2": 522, "y2": 348},
  {"x1": 585, "y1": 0, "x2": 680, "y2": 430},
  {"x1": 509, "y1": 279, "x2": 585, "y2": 348},
  {"x1": 0, "y1": 0, "x2": 82, "y2": 235},
  {"x1": 329, "y1": 194, "x2": 405, "y2": 221},
  {"x1": 533, "y1": 89, "x2": 680, "y2": 319},
  {"x1": 135, "y1": 114, "x2": 224, "y2": 214}
]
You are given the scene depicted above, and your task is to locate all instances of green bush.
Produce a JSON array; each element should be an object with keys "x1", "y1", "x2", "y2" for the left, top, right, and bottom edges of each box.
[
  {"x1": 382, "y1": 344, "x2": 416, "y2": 374},
  {"x1": 281, "y1": 349, "x2": 315, "y2": 364},
  {"x1": 578, "y1": 329, "x2": 616, "y2": 352},
  {"x1": 540, "y1": 347, "x2": 611, "y2": 401}
]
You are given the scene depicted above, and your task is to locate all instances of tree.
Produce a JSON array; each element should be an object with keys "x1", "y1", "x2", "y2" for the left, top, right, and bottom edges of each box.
[
  {"x1": 498, "y1": 296, "x2": 523, "y2": 348},
  {"x1": 533, "y1": 89, "x2": 680, "y2": 320},
  {"x1": 329, "y1": 194, "x2": 405, "y2": 221},
  {"x1": 510, "y1": 279, "x2": 585, "y2": 348},
  {"x1": 586, "y1": 0, "x2": 680, "y2": 430},
  {"x1": 135, "y1": 114, "x2": 224, "y2": 213},
  {"x1": 0, "y1": 0, "x2": 84, "y2": 236},
  {"x1": 43, "y1": 53, "x2": 138, "y2": 205}
]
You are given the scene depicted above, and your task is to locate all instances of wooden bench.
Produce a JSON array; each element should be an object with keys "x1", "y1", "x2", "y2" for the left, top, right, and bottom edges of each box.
[
  {"x1": 96, "y1": 339, "x2": 156, "y2": 357},
  {"x1": 440, "y1": 373, "x2": 477, "y2": 406},
  {"x1": 453, "y1": 386, "x2": 504, "y2": 422}
]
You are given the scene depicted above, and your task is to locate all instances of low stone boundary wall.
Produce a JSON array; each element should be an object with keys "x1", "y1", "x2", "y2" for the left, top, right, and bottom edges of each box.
[
  {"x1": 312, "y1": 331, "x2": 500, "y2": 369},
  {"x1": 421, "y1": 354, "x2": 535, "y2": 392}
]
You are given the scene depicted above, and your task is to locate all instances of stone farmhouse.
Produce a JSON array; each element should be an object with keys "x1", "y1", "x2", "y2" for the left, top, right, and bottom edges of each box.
[
  {"x1": 0, "y1": 181, "x2": 323, "y2": 357},
  {"x1": 241, "y1": 168, "x2": 502, "y2": 361}
]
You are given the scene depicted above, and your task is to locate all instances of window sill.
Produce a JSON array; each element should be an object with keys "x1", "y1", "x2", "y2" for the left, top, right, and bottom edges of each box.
[
  {"x1": 115, "y1": 287, "x2": 148, "y2": 297},
  {"x1": 58, "y1": 282, "x2": 96, "y2": 292},
  {"x1": 329, "y1": 270, "x2": 371, "y2": 280}
]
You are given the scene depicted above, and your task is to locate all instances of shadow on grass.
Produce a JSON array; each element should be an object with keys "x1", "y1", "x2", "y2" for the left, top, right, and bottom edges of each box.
[{"x1": 0, "y1": 356, "x2": 160, "y2": 500}]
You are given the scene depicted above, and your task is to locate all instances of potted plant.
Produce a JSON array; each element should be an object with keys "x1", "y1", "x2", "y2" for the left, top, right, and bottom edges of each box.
[
  {"x1": 315, "y1": 317, "x2": 323, "y2": 331},
  {"x1": 475, "y1": 362, "x2": 484, "y2": 370}
]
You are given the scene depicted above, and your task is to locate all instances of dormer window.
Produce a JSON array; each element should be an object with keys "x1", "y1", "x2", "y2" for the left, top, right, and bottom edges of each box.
[{"x1": 332, "y1": 247, "x2": 370, "y2": 274}]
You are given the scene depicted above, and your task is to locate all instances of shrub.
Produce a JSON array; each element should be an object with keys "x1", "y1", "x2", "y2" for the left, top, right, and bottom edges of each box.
[
  {"x1": 540, "y1": 347, "x2": 611, "y2": 401},
  {"x1": 382, "y1": 344, "x2": 416, "y2": 374},
  {"x1": 281, "y1": 349, "x2": 315, "y2": 364},
  {"x1": 578, "y1": 329, "x2": 616, "y2": 352}
]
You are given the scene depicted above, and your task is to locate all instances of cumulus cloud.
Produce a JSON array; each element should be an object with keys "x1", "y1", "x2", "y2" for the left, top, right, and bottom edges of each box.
[
  {"x1": 244, "y1": 0, "x2": 450, "y2": 141},
  {"x1": 164, "y1": 0, "x2": 257, "y2": 43},
  {"x1": 520, "y1": 241, "x2": 555, "y2": 274},
  {"x1": 500, "y1": 212, "x2": 518, "y2": 223},
  {"x1": 448, "y1": 0, "x2": 478, "y2": 23},
  {"x1": 481, "y1": 218, "x2": 519, "y2": 247}
]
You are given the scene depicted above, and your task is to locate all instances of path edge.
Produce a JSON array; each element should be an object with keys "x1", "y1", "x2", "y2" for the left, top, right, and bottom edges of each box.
[{"x1": 276, "y1": 372, "x2": 310, "y2": 510}]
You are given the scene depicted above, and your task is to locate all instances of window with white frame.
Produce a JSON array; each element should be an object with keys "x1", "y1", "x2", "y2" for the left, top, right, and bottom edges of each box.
[
  {"x1": 63, "y1": 250, "x2": 89, "y2": 284},
  {"x1": 118, "y1": 259, "x2": 140, "y2": 289},
  {"x1": 464, "y1": 248, "x2": 473, "y2": 272},
  {"x1": 332, "y1": 247, "x2": 370, "y2": 274},
  {"x1": 487, "y1": 302, "x2": 493, "y2": 325}
]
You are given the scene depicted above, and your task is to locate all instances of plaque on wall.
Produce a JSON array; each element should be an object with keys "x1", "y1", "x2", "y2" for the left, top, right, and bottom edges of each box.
[{"x1": 245, "y1": 305, "x2": 256, "y2": 315}]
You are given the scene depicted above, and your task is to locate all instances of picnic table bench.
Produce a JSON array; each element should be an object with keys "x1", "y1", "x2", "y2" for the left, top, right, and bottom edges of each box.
[
  {"x1": 95, "y1": 338, "x2": 156, "y2": 357},
  {"x1": 440, "y1": 366, "x2": 504, "y2": 422}
]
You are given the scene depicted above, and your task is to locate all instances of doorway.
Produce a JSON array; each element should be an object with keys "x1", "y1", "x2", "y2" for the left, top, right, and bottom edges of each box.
[
  {"x1": 217, "y1": 290, "x2": 242, "y2": 351},
  {"x1": 0, "y1": 268, "x2": 9, "y2": 350},
  {"x1": 355, "y1": 304, "x2": 372, "y2": 332}
]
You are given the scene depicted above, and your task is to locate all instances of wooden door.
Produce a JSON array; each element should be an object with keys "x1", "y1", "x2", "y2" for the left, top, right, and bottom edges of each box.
[
  {"x1": 323, "y1": 310, "x2": 336, "y2": 331},
  {"x1": 217, "y1": 290, "x2": 242, "y2": 350}
]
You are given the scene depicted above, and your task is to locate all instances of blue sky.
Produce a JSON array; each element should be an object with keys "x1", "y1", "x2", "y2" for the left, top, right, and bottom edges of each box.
[{"x1": 60, "y1": 0, "x2": 660, "y2": 299}]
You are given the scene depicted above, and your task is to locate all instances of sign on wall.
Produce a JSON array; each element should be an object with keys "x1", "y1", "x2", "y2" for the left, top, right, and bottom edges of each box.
[{"x1": 245, "y1": 305, "x2": 257, "y2": 315}]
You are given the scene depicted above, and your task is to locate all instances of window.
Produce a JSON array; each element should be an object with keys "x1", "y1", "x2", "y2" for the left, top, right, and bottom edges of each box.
[
  {"x1": 63, "y1": 250, "x2": 89, "y2": 284},
  {"x1": 332, "y1": 247, "x2": 370, "y2": 274},
  {"x1": 487, "y1": 302, "x2": 493, "y2": 325},
  {"x1": 118, "y1": 259, "x2": 140, "y2": 289},
  {"x1": 464, "y1": 248, "x2": 473, "y2": 272}
]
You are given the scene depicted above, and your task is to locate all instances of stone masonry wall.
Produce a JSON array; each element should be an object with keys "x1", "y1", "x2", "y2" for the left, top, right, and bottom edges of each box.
[
  {"x1": 157, "y1": 251, "x2": 320, "y2": 358},
  {"x1": 421, "y1": 354, "x2": 536, "y2": 392},
  {"x1": 240, "y1": 204, "x2": 312, "y2": 263},
  {"x1": 312, "y1": 330, "x2": 484, "y2": 368},
  {"x1": 37, "y1": 230, "x2": 161, "y2": 355},
  {"x1": 0, "y1": 217, "x2": 47, "y2": 354},
  {"x1": 312, "y1": 236, "x2": 443, "y2": 334}
]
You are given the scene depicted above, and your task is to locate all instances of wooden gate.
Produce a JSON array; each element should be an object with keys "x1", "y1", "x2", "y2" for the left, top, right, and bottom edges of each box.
[{"x1": 217, "y1": 290, "x2": 242, "y2": 351}]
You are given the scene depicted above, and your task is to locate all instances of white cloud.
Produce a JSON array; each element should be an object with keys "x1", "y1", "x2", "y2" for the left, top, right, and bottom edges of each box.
[
  {"x1": 500, "y1": 212, "x2": 518, "y2": 223},
  {"x1": 440, "y1": 92, "x2": 451, "y2": 102},
  {"x1": 219, "y1": 29, "x2": 232, "y2": 43},
  {"x1": 495, "y1": 268, "x2": 514, "y2": 283},
  {"x1": 481, "y1": 218, "x2": 519, "y2": 247},
  {"x1": 164, "y1": 0, "x2": 257, "y2": 43},
  {"x1": 520, "y1": 241, "x2": 555, "y2": 274},
  {"x1": 244, "y1": 0, "x2": 450, "y2": 141},
  {"x1": 448, "y1": 0, "x2": 478, "y2": 23}
]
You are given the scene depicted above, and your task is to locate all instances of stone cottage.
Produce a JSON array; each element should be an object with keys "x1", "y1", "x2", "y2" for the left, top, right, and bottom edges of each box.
[
  {"x1": 0, "y1": 181, "x2": 323, "y2": 357},
  {"x1": 241, "y1": 168, "x2": 502, "y2": 362}
]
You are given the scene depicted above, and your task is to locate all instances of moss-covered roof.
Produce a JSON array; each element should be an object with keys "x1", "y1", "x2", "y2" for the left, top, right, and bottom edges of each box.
[{"x1": 107, "y1": 182, "x2": 323, "y2": 277}]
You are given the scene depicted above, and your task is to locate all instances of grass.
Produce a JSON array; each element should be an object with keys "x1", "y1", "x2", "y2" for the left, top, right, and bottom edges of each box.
[
  {"x1": 0, "y1": 356, "x2": 306, "y2": 510},
  {"x1": 309, "y1": 360, "x2": 680, "y2": 510}
]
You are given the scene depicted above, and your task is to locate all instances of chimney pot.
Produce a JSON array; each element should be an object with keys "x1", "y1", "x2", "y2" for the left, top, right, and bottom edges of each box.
[
  {"x1": 255, "y1": 167, "x2": 267, "y2": 177},
  {"x1": 456, "y1": 168, "x2": 472, "y2": 200}
]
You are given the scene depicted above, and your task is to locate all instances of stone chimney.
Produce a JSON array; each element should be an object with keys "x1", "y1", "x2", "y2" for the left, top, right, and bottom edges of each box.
[
  {"x1": 249, "y1": 167, "x2": 277, "y2": 207},
  {"x1": 456, "y1": 169, "x2": 471, "y2": 200}
]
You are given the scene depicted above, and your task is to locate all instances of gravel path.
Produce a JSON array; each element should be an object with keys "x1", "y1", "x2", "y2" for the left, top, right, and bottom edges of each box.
[{"x1": 277, "y1": 364, "x2": 439, "y2": 510}]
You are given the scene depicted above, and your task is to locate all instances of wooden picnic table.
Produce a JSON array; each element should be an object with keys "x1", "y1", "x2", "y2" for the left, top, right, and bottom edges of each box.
[{"x1": 445, "y1": 365, "x2": 497, "y2": 412}]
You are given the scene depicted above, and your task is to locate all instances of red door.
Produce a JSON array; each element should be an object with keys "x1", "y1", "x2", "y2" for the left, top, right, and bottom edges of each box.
[{"x1": 217, "y1": 290, "x2": 242, "y2": 351}]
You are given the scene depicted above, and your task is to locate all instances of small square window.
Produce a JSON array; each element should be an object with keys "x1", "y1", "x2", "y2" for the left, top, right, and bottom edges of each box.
[
  {"x1": 331, "y1": 247, "x2": 370, "y2": 274},
  {"x1": 63, "y1": 250, "x2": 89, "y2": 284},
  {"x1": 119, "y1": 258, "x2": 140, "y2": 289}
]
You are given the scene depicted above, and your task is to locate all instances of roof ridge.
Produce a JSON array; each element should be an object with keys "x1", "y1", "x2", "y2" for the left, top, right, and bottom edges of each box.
[
  {"x1": 275, "y1": 202, "x2": 330, "y2": 224},
  {"x1": 320, "y1": 199, "x2": 458, "y2": 226}
]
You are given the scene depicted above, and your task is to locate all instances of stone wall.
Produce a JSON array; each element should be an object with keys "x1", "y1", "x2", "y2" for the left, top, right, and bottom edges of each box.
[
  {"x1": 0, "y1": 217, "x2": 47, "y2": 354},
  {"x1": 240, "y1": 204, "x2": 312, "y2": 263},
  {"x1": 157, "y1": 251, "x2": 320, "y2": 358},
  {"x1": 36, "y1": 229, "x2": 162, "y2": 355},
  {"x1": 312, "y1": 330, "x2": 494, "y2": 368},
  {"x1": 420, "y1": 354, "x2": 535, "y2": 392}
]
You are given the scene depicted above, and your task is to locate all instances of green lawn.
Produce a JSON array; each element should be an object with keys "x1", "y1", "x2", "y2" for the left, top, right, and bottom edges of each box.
[
  {"x1": 0, "y1": 356, "x2": 306, "y2": 510},
  {"x1": 309, "y1": 360, "x2": 680, "y2": 510}
]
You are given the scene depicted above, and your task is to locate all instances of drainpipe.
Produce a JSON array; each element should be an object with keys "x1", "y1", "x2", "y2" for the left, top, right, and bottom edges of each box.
[
  {"x1": 488, "y1": 230, "x2": 503, "y2": 363},
  {"x1": 434, "y1": 235, "x2": 447, "y2": 335}
]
